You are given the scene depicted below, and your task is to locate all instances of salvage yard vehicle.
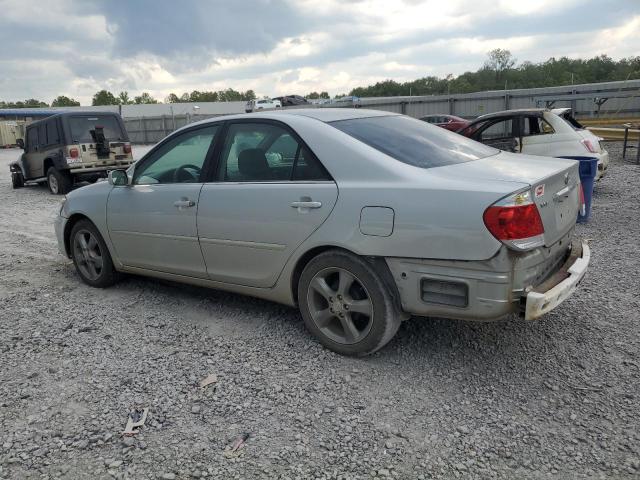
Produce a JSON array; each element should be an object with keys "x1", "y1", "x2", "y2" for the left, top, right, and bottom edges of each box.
[
  {"x1": 245, "y1": 98, "x2": 282, "y2": 113},
  {"x1": 457, "y1": 108, "x2": 609, "y2": 180},
  {"x1": 55, "y1": 109, "x2": 590, "y2": 356},
  {"x1": 420, "y1": 114, "x2": 469, "y2": 132},
  {"x1": 10, "y1": 112, "x2": 133, "y2": 194}
]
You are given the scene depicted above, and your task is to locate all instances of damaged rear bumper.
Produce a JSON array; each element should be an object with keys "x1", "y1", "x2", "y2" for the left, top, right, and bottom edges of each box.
[{"x1": 522, "y1": 239, "x2": 590, "y2": 320}]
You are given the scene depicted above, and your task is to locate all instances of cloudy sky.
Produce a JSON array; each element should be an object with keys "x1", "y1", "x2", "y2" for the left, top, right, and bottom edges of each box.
[{"x1": 1, "y1": 0, "x2": 639, "y2": 105}]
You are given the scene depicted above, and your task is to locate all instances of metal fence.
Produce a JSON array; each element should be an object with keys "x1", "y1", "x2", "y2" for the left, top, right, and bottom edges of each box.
[{"x1": 124, "y1": 113, "x2": 220, "y2": 144}]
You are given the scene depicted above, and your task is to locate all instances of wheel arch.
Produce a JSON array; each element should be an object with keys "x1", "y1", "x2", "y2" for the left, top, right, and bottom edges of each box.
[
  {"x1": 289, "y1": 245, "x2": 404, "y2": 314},
  {"x1": 63, "y1": 213, "x2": 93, "y2": 257},
  {"x1": 44, "y1": 157, "x2": 55, "y2": 174}
]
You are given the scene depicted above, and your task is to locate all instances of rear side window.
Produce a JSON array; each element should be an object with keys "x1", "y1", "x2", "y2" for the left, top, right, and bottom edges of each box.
[
  {"x1": 219, "y1": 122, "x2": 330, "y2": 182},
  {"x1": 68, "y1": 115, "x2": 125, "y2": 143},
  {"x1": 331, "y1": 115, "x2": 498, "y2": 169},
  {"x1": 27, "y1": 128, "x2": 38, "y2": 150},
  {"x1": 561, "y1": 114, "x2": 584, "y2": 130},
  {"x1": 523, "y1": 116, "x2": 554, "y2": 136},
  {"x1": 46, "y1": 120, "x2": 60, "y2": 145}
]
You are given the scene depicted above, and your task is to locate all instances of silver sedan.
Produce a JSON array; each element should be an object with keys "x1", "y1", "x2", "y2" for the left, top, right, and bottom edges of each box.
[{"x1": 55, "y1": 109, "x2": 590, "y2": 356}]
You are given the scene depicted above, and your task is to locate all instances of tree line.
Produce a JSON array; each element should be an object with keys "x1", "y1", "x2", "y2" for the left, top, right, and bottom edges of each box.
[
  {"x1": 2, "y1": 52, "x2": 638, "y2": 109},
  {"x1": 350, "y1": 51, "x2": 640, "y2": 97}
]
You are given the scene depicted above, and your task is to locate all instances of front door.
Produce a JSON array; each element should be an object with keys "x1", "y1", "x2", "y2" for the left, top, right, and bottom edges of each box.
[
  {"x1": 198, "y1": 121, "x2": 338, "y2": 287},
  {"x1": 106, "y1": 124, "x2": 220, "y2": 278},
  {"x1": 469, "y1": 117, "x2": 519, "y2": 152}
]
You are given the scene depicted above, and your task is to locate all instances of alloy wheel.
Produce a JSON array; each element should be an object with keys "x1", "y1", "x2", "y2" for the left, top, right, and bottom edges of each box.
[
  {"x1": 73, "y1": 229, "x2": 104, "y2": 281},
  {"x1": 306, "y1": 267, "x2": 374, "y2": 345},
  {"x1": 48, "y1": 174, "x2": 59, "y2": 194}
]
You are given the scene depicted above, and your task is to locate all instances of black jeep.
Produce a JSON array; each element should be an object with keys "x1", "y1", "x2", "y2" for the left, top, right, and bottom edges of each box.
[{"x1": 10, "y1": 112, "x2": 133, "y2": 194}]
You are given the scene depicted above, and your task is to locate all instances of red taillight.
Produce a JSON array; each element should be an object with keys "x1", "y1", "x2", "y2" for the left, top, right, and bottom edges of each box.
[
  {"x1": 578, "y1": 183, "x2": 586, "y2": 216},
  {"x1": 483, "y1": 204, "x2": 544, "y2": 241},
  {"x1": 581, "y1": 139, "x2": 597, "y2": 153},
  {"x1": 123, "y1": 143, "x2": 132, "y2": 154},
  {"x1": 69, "y1": 147, "x2": 79, "y2": 158}
]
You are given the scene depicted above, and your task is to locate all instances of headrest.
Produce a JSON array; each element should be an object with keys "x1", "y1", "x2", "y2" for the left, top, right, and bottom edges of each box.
[{"x1": 238, "y1": 148, "x2": 270, "y2": 178}]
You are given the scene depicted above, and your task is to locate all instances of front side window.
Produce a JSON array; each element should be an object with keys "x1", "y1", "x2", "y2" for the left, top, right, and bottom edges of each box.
[
  {"x1": 476, "y1": 119, "x2": 514, "y2": 141},
  {"x1": 331, "y1": 115, "x2": 497, "y2": 169},
  {"x1": 134, "y1": 126, "x2": 218, "y2": 184},
  {"x1": 219, "y1": 122, "x2": 330, "y2": 182}
]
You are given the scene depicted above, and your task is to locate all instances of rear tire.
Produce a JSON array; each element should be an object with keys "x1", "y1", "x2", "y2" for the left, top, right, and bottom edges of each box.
[
  {"x1": 47, "y1": 167, "x2": 72, "y2": 195},
  {"x1": 298, "y1": 250, "x2": 402, "y2": 356},
  {"x1": 11, "y1": 171, "x2": 24, "y2": 189},
  {"x1": 69, "y1": 219, "x2": 119, "y2": 288}
]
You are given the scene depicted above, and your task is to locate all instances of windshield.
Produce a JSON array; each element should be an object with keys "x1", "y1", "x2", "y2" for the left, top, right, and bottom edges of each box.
[
  {"x1": 68, "y1": 115, "x2": 125, "y2": 143},
  {"x1": 330, "y1": 115, "x2": 498, "y2": 169}
]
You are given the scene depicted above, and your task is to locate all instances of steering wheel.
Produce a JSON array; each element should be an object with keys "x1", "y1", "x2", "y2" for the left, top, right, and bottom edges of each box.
[{"x1": 172, "y1": 164, "x2": 201, "y2": 183}]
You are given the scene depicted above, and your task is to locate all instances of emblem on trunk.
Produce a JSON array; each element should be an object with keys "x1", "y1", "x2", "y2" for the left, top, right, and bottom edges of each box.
[
  {"x1": 535, "y1": 184, "x2": 545, "y2": 198},
  {"x1": 564, "y1": 173, "x2": 569, "y2": 185}
]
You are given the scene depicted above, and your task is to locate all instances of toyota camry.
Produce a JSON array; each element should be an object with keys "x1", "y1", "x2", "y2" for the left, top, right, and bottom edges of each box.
[{"x1": 55, "y1": 109, "x2": 590, "y2": 356}]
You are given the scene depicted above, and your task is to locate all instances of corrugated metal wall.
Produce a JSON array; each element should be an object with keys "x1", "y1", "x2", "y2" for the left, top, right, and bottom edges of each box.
[{"x1": 358, "y1": 79, "x2": 640, "y2": 119}]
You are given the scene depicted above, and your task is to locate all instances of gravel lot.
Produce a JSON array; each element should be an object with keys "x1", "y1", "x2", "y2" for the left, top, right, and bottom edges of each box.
[{"x1": 1, "y1": 143, "x2": 639, "y2": 479}]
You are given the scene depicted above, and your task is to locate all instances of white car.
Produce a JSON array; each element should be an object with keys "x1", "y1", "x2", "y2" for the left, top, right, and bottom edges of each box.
[
  {"x1": 459, "y1": 108, "x2": 609, "y2": 180},
  {"x1": 245, "y1": 99, "x2": 282, "y2": 113}
]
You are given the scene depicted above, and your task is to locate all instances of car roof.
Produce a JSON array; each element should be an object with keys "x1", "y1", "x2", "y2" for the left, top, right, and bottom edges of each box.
[
  {"x1": 25, "y1": 111, "x2": 121, "y2": 127},
  {"x1": 187, "y1": 108, "x2": 397, "y2": 130},
  {"x1": 259, "y1": 108, "x2": 395, "y2": 122},
  {"x1": 474, "y1": 108, "x2": 550, "y2": 121}
]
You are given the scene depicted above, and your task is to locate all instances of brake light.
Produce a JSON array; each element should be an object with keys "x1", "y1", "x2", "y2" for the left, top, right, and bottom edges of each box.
[
  {"x1": 123, "y1": 143, "x2": 132, "y2": 154},
  {"x1": 581, "y1": 139, "x2": 597, "y2": 153},
  {"x1": 483, "y1": 190, "x2": 544, "y2": 250},
  {"x1": 578, "y1": 183, "x2": 586, "y2": 216},
  {"x1": 69, "y1": 147, "x2": 79, "y2": 158}
]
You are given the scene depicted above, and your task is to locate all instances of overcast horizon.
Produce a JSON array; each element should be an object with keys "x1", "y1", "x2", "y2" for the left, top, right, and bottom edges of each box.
[{"x1": 1, "y1": 0, "x2": 639, "y2": 105}]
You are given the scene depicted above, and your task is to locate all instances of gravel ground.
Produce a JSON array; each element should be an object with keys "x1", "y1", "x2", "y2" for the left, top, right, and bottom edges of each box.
[{"x1": 0, "y1": 143, "x2": 639, "y2": 480}]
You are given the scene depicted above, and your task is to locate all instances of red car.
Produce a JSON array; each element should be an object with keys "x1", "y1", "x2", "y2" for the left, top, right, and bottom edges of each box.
[{"x1": 420, "y1": 114, "x2": 469, "y2": 131}]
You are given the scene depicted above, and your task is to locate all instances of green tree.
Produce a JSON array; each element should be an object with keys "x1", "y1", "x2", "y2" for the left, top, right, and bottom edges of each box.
[
  {"x1": 118, "y1": 91, "x2": 132, "y2": 105},
  {"x1": 92, "y1": 90, "x2": 119, "y2": 106},
  {"x1": 165, "y1": 93, "x2": 180, "y2": 103},
  {"x1": 51, "y1": 95, "x2": 80, "y2": 107},
  {"x1": 133, "y1": 92, "x2": 158, "y2": 104}
]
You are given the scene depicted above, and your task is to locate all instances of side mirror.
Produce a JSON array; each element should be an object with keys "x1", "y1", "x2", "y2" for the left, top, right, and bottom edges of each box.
[
  {"x1": 16, "y1": 138, "x2": 24, "y2": 150},
  {"x1": 108, "y1": 169, "x2": 130, "y2": 186}
]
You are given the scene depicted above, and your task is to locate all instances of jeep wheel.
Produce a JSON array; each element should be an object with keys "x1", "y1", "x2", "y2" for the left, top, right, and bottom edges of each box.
[
  {"x1": 298, "y1": 249, "x2": 402, "y2": 356},
  {"x1": 11, "y1": 171, "x2": 24, "y2": 189},
  {"x1": 47, "y1": 167, "x2": 72, "y2": 195},
  {"x1": 70, "y1": 219, "x2": 119, "y2": 288}
]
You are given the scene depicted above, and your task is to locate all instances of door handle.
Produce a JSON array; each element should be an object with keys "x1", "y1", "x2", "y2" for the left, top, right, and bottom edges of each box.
[
  {"x1": 174, "y1": 198, "x2": 195, "y2": 208},
  {"x1": 291, "y1": 201, "x2": 322, "y2": 209}
]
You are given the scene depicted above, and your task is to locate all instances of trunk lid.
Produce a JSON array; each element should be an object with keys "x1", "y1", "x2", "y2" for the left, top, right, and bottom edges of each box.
[{"x1": 439, "y1": 152, "x2": 581, "y2": 246}]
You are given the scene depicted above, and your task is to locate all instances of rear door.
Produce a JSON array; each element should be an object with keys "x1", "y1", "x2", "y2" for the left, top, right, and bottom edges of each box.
[
  {"x1": 107, "y1": 124, "x2": 220, "y2": 277},
  {"x1": 197, "y1": 120, "x2": 338, "y2": 287},
  {"x1": 24, "y1": 126, "x2": 46, "y2": 178}
]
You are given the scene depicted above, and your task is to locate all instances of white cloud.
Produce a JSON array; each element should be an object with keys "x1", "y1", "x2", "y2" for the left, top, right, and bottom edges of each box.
[{"x1": 0, "y1": 0, "x2": 638, "y2": 104}]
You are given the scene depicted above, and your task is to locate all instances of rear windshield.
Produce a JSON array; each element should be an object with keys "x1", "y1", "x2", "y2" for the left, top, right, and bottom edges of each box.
[
  {"x1": 68, "y1": 115, "x2": 125, "y2": 143},
  {"x1": 330, "y1": 115, "x2": 498, "y2": 169}
]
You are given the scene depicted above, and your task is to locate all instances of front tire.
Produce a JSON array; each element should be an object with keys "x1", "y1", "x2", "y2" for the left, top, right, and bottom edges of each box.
[
  {"x1": 298, "y1": 250, "x2": 402, "y2": 356},
  {"x1": 47, "y1": 167, "x2": 72, "y2": 195},
  {"x1": 70, "y1": 220, "x2": 119, "y2": 288}
]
